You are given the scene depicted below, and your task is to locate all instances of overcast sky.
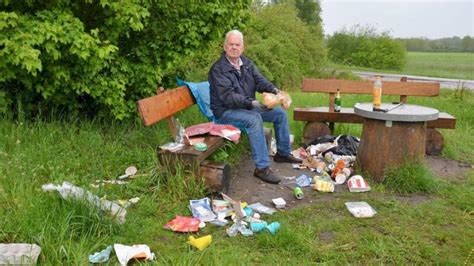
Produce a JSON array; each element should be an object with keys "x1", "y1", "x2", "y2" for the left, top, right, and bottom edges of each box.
[{"x1": 320, "y1": 0, "x2": 474, "y2": 39}]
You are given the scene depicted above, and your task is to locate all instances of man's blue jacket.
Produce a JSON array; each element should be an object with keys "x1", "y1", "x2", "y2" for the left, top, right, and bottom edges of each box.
[{"x1": 208, "y1": 52, "x2": 277, "y2": 119}]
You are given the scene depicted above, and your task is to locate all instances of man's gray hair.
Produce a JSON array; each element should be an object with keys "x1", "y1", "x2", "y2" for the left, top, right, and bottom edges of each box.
[{"x1": 225, "y1": 30, "x2": 244, "y2": 44}]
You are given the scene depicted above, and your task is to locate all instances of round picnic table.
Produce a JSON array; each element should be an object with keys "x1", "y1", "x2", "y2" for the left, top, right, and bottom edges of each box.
[{"x1": 354, "y1": 103, "x2": 439, "y2": 182}]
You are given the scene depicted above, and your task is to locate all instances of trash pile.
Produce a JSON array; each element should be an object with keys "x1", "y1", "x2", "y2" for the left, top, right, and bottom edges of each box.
[
  {"x1": 163, "y1": 193, "x2": 282, "y2": 251},
  {"x1": 287, "y1": 135, "x2": 370, "y2": 193},
  {"x1": 286, "y1": 134, "x2": 376, "y2": 218}
]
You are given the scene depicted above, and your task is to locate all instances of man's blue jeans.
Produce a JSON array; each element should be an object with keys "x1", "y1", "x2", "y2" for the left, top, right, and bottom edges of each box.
[{"x1": 215, "y1": 107, "x2": 291, "y2": 169}]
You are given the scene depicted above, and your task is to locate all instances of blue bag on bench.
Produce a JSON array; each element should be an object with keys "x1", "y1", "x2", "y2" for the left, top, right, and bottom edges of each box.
[{"x1": 177, "y1": 78, "x2": 214, "y2": 122}]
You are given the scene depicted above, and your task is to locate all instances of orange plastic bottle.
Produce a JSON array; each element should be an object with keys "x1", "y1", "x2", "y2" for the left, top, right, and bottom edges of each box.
[{"x1": 373, "y1": 76, "x2": 382, "y2": 108}]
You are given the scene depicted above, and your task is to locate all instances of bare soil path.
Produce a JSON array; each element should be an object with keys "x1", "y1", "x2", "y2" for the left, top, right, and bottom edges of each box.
[{"x1": 226, "y1": 154, "x2": 472, "y2": 208}]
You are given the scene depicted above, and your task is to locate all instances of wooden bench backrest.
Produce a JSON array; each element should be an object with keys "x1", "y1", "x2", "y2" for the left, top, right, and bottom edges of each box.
[
  {"x1": 302, "y1": 78, "x2": 440, "y2": 96},
  {"x1": 137, "y1": 86, "x2": 196, "y2": 137},
  {"x1": 302, "y1": 78, "x2": 440, "y2": 112}
]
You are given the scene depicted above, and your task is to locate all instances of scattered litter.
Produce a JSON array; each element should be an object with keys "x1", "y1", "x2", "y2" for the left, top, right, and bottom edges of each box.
[
  {"x1": 89, "y1": 245, "x2": 112, "y2": 264},
  {"x1": 345, "y1": 202, "x2": 377, "y2": 218},
  {"x1": 117, "y1": 166, "x2": 137, "y2": 180},
  {"x1": 117, "y1": 197, "x2": 140, "y2": 208},
  {"x1": 295, "y1": 174, "x2": 311, "y2": 187},
  {"x1": 0, "y1": 243, "x2": 41, "y2": 265},
  {"x1": 272, "y1": 198, "x2": 286, "y2": 209},
  {"x1": 199, "y1": 221, "x2": 206, "y2": 228},
  {"x1": 314, "y1": 179, "x2": 335, "y2": 192},
  {"x1": 164, "y1": 216, "x2": 201, "y2": 232},
  {"x1": 193, "y1": 142, "x2": 208, "y2": 152},
  {"x1": 185, "y1": 122, "x2": 241, "y2": 144},
  {"x1": 247, "y1": 202, "x2": 276, "y2": 215},
  {"x1": 92, "y1": 179, "x2": 128, "y2": 187},
  {"x1": 250, "y1": 221, "x2": 267, "y2": 233},
  {"x1": 189, "y1": 197, "x2": 217, "y2": 222},
  {"x1": 187, "y1": 235, "x2": 212, "y2": 251},
  {"x1": 42, "y1": 182, "x2": 127, "y2": 224},
  {"x1": 209, "y1": 219, "x2": 228, "y2": 227},
  {"x1": 113, "y1": 244, "x2": 155, "y2": 266},
  {"x1": 187, "y1": 137, "x2": 205, "y2": 145},
  {"x1": 221, "y1": 193, "x2": 245, "y2": 220},
  {"x1": 266, "y1": 222, "x2": 281, "y2": 235},
  {"x1": 294, "y1": 187, "x2": 304, "y2": 199},
  {"x1": 159, "y1": 142, "x2": 184, "y2": 152},
  {"x1": 291, "y1": 147, "x2": 308, "y2": 160},
  {"x1": 348, "y1": 175, "x2": 371, "y2": 192}
]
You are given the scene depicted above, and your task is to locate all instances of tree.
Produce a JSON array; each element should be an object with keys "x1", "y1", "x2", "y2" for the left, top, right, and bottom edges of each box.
[
  {"x1": 462, "y1": 35, "x2": 474, "y2": 52},
  {"x1": 0, "y1": 1, "x2": 251, "y2": 119}
]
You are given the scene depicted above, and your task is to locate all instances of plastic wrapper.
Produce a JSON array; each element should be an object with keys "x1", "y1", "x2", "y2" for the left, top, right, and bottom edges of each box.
[
  {"x1": 42, "y1": 182, "x2": 127, "y2": 224},
  {"x1": 314, "y1": 179, "x2": 335, "y2": 192},
  {"x1": 345, "y1": 201, "x2": 377, "y2": 218},
  {"x1": 0, "y1": 244, "x2": 41, "y2": 265},
  {"x1": 164, "y1": 216, "x2": 201, "y2": 232},
  {"x1": 247, "y1": 202, "x2": 276, "y2": 215},
  {"x1": 113, "y1": 244, "x2": 155, "y2": 266},
  {"x1": 189, "y1": 197, "x2": 216, "y2": 222},
  {"x1": 262, "y1": 91, "x2": 292, "y2": 110}
]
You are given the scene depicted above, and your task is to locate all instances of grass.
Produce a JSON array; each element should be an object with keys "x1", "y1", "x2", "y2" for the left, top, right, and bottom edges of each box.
[
  {"x1": 1, "y1": 89, "x2": 473, "y2": 264},
  {"x1": 329, "y1": 51, "x2": 474, "y2": 80}
]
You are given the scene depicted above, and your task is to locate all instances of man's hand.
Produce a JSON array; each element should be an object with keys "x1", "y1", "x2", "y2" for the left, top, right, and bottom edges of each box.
[{"x1": 252, "y1": 100, "x2": 268, "y2": 112}]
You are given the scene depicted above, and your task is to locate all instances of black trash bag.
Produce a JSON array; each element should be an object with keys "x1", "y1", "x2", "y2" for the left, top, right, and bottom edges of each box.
[
  {"x1": 307, "y1": 134, "x2": 359, "y2": 156},
  {"x1": 311, "y1": 135, "x2": 337, "y2": 145},
  {"x1": 325, "y1": 135, "x2": 359, "y2": 156}
]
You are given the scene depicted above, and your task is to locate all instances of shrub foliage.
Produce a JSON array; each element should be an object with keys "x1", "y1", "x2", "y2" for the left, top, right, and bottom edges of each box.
[
  {"x1": 0, "y1": 1, "x2": 251, "y2": 119},
  {"x1": 328, "y1": 26, "x2": 406, "y2": 70},
  {"x1": 175, "y1": 1, "x2": 327, "y2": 90},
  {"x1": 245, "y1": 2, "x2": 326, "y2": 88}
]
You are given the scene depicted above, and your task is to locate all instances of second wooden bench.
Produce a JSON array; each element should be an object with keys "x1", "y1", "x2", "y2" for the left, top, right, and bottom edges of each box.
[{"x1": 293, "y1": 78, "x2": 456, "y2": 155}]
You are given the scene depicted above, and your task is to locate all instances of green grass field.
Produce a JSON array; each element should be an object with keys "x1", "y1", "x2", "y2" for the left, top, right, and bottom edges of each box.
[
  {"x1": 404, "y1": 52, "x2": 474, "y2": 80},
  {"x1": 1, "y1": 90, "x2": 473, "y2": 264},
  {"x1": 330, "y1": 51, "x2": 474, "y2": 80}
]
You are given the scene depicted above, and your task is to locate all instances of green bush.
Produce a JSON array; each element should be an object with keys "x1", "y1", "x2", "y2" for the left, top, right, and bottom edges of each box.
[
  {"x1": 178, "y1": 1, "x2": 327, "y2": 88},
  {"x1": 0, "y1": 1, "x2": 251, "y2": 120},
  {"x1": 245, "y1": 2, "x2": 326, "y2": 88},
  {"x1": 328, "y1": 26, "x2": 406, "y2": 70}
]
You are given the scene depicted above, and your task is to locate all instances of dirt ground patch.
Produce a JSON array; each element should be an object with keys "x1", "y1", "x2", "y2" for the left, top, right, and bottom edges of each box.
[{"x1": 226, "y1": 154, "x2": 472, "y2": 208}]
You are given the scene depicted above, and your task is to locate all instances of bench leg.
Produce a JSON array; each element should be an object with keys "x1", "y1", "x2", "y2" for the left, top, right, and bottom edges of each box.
[
  {"x1": 199, "y1": 160, "x2": 231, "y2": 193},
  {"x1": 426, "y1": 129, "x2": 444, "y2": 156},
  {"x1": 303, "y1": 122, "x2": 331, "y2": 146}
]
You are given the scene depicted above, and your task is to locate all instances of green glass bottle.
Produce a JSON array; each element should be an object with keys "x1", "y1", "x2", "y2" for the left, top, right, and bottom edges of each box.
[{"x1": 334, "y1": 88, "x2": 341, "y2": 112}]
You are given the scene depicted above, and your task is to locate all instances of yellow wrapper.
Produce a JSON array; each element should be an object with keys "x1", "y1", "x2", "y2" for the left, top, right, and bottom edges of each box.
[{"x1": 314, "y1": 179, "x2": 335, "y2": 192}]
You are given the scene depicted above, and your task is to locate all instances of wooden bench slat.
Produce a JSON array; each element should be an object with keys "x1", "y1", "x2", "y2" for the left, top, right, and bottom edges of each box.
[
  {"x1": 137, "y1": 86, "x2": 195, "y2": 126},
  {"x1": 294, "y1": 107, "x2": 364, "y2": 123},
  {"x1": 294, "y1": 107, "x2": 456, "y2": 129},
  {"x1": 426, "y1": 112, "x2": 456, "y2": 129},
  {"x1": 157, "y1": 135, "x2": 224, "y2": 165},
  {"x1": 302, "y1": 78, "x2": 440, "y2": 96}
]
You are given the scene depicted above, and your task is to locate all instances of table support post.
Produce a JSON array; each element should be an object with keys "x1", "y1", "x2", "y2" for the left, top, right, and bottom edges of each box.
[{"x1": 356, "y1": 118, "x2": 427, "y2": 182}]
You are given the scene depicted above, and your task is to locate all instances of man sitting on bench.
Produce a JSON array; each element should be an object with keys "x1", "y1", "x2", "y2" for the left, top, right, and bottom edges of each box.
[{"x1": 208, "y1": 29, "x2": 301, "y2": 184}]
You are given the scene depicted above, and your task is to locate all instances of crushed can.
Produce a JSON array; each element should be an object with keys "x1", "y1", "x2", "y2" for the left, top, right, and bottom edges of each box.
[{"x1": 293, "y1": 187, "x2": 304, "y2": 199}]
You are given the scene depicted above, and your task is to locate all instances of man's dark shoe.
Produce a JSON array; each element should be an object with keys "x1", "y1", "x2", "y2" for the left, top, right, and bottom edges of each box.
[
  {"x1": 254, "y1": 167, "x2": 281, "y2": 184},
  {"x1": 273, "y1": 153, "x2": 303, "y2": 164}
]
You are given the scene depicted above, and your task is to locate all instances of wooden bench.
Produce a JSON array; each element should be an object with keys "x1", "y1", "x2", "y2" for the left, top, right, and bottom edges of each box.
[
  {"x1": 137, "y1": 86, "x2": 230, "y2": 192},
  {"x1": 293, "y1": 78, "x2": 456, "y2": 155}
]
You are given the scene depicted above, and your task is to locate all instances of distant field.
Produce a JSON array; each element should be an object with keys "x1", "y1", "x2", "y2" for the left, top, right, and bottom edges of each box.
[
  {"x1": 404, "y1": 52, "x2": 474, "y2": 80},
  {"x1": 330, "y1": 52, "x2": 474, "y2": 80}
]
